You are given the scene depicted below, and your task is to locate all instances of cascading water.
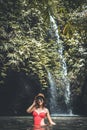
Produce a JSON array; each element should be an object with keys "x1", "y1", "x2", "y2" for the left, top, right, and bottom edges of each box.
[
  {"x1": 47, "y1": 71, "x2": 59, "y2": 114},
  {"x1": 48, "y1": 15, "x2": 72, "y2": 115}
]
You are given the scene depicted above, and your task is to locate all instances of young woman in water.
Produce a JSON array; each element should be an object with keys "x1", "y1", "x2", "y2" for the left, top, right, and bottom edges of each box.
[{"x1": 26, "y1": 93, "x2": 56, "y2": 127}]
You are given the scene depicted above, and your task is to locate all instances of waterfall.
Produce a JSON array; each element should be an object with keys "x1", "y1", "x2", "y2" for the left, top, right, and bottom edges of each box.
[
  {"x1": 49, "y1": 15, "x2": 72, "y2": 114},
  {"x1": 47, "y1": 71, "x2": 59, "y2": 114}
]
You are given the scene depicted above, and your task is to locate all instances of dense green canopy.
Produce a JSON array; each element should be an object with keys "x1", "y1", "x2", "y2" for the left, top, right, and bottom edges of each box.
[{"x1": 0, "y1": 0, "x2": 87, "y2": 91}]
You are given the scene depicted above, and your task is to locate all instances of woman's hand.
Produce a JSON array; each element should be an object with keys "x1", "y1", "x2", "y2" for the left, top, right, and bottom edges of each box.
[
  {"x1": 50, "y1": 121, "x2": 56, "y2": 125},
  {"x1": 32, "y1": 100, "x2": 36, "y2": 106},
  {"x1": 26, "y1": 100, "x2": 36, "y2": 113}
]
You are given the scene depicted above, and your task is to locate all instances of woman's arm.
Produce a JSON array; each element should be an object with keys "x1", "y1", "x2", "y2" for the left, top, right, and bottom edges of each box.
[
  {"x1": 26, "y1": 100, "x2": 36, "y2": 113},
  {"x1": 46, "y1": 108, "x2": 56, "y2": 125}
]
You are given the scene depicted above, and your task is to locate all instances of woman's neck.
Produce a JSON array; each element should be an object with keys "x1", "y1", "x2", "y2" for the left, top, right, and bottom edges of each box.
[{"x1": 38, "y1": 105, "x2": 43, "y2": 109}]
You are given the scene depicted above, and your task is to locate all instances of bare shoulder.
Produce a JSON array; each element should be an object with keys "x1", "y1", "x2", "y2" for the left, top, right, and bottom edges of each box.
[{"x1": 44, "y1": 107, "x2": 49, "y2": 113}]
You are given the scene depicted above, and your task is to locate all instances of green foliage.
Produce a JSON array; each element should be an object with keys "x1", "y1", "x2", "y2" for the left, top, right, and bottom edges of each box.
[
  {"x1": 0, "y1": 0, "x2": 60, "y2": 87},
  {"x1": 0, "y1": 0, "x2": 87, "y2": 94}
]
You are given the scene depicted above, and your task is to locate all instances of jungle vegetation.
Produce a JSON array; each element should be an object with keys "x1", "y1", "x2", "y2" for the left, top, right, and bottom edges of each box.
[{"x1": 0, "y1": 0, "x2": 87, "y2": 114}]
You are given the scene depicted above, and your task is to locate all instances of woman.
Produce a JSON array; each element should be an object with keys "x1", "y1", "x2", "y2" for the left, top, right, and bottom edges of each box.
[{"x1": 26, "y1": 93, "x2": 56, "y2": 127}]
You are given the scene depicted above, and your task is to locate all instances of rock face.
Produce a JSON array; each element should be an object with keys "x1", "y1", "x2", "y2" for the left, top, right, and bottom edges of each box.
[
  {"x1": 0, "y1": 70, "x2": 41, "y2": 116},
  {"x1": 70, "y1": 76, "x2": 87, "y2": 116}
]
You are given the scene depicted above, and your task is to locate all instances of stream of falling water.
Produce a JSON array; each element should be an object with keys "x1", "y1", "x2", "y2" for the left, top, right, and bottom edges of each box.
[{"x1": 48, "y1": 15, "x2": 72, "y2": 115}]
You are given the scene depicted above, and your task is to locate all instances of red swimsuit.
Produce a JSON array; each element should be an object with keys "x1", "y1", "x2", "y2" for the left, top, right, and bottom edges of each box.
[{"x1": 32, "y1": 110, "x2": 46, "y2": 126}]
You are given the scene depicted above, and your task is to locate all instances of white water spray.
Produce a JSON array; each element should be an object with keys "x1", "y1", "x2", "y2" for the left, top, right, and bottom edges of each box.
[
  {"x1": 49, "y1": 15, "x2": 72, "y2": 114},
  {"x1": 47, "y1": 71, "x2": 58, "y2": 114}
]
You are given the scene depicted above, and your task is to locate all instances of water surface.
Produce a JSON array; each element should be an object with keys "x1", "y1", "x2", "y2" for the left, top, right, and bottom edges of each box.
[{"x1": 0, "y1": 116, "x2": 87, "y2": 130}]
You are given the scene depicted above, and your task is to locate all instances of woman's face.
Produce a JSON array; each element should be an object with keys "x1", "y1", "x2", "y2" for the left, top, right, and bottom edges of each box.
[{"x1": 36, "y1": 97, "x2": 44, "y2": 106}]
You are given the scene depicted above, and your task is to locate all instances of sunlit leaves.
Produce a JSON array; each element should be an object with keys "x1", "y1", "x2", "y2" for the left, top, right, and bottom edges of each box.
[{"x1": 0, "y1": 0, "x2": 87, "y2": 91}]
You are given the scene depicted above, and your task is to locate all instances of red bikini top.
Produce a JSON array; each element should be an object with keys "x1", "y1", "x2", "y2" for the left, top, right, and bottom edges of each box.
[{"x1": 33, "y1": 110, "x2": 46, "y2": 118}]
